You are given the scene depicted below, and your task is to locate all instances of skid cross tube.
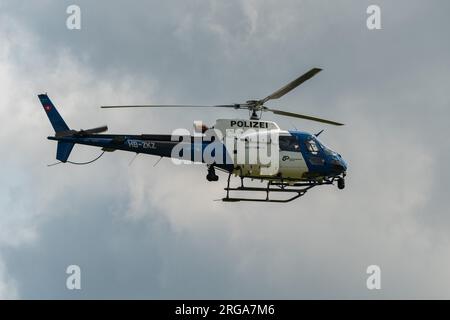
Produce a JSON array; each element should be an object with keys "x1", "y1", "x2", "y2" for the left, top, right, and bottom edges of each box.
[{"x1": 222, "y1": 173, "x2": 334, "y2": 203}]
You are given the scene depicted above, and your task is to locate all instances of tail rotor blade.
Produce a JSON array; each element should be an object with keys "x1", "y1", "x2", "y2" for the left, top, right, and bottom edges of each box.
[{"x1": 81, "y1": 125, "x2": 108, "y2": 134}]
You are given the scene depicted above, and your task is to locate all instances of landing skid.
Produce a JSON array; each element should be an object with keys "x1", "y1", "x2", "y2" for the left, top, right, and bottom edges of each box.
[{"x1": 222, "y1": 173, "x2": 335, "y2": 203}]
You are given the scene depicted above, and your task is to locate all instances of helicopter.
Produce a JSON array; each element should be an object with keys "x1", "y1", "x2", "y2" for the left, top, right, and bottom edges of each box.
[{"x1": 39, "y1": 68, "x2": 347, "y2": 202}]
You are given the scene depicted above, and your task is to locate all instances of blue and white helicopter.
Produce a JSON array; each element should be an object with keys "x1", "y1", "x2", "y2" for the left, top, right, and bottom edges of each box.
[{"x1": 39, "y1": 68, "x2": 347, "y2": 202}]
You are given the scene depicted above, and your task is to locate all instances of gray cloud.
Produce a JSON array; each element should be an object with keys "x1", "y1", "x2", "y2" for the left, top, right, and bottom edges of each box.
[{"x1": 1, "y1": 0, "x2": 450, "y2": 299}]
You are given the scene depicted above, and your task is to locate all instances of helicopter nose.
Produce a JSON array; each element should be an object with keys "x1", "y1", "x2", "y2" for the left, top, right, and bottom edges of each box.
[
  {"x1": 339, "y1": 157, "x2": 347, "y2": 173},
  {"x1": 329, "y1": 155, "x2": 347, "y2": 175}
]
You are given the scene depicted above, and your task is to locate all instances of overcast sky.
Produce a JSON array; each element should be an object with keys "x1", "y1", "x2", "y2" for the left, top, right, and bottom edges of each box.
[{"x1": 1, "y1": 0, "x2": 450, "y2": 299}]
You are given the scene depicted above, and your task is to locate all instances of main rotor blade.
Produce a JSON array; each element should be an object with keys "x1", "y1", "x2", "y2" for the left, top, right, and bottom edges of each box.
[
  {"x1": 260, "y1": 68, "x2": 322, "y2": 105},
  {"x1": 268, "y1": 108, "x2": 344, "y2": 126},
  {"x1": 101, "y1": 104, "x2": 238, "y2": 109}
]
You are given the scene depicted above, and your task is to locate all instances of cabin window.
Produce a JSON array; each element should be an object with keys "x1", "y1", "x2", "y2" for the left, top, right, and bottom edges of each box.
[
  {"x1": 279, "y1": 136, "x2": 300, "y2": 152},
  {"x1": 305, "y1": 140, "x2": 319, "y2": 154}
]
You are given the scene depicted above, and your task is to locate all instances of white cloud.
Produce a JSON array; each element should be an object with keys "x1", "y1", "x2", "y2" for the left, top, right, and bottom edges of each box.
[{"x1": 0, "y1": 260, "x2": 18, "y2": 299}]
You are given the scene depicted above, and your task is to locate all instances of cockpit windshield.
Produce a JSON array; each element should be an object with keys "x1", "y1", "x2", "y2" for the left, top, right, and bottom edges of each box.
[{"x1": 314, "y1": 137, "x2": 336, "y2": 156}]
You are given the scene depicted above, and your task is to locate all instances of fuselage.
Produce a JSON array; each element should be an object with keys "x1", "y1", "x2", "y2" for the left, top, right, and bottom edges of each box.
[{"x1": 48, "y1": 129, "x2": 347, "y2": 182}]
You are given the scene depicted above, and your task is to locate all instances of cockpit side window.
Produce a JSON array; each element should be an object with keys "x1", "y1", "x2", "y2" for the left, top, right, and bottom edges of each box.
[
  {"x1": 305, "y1": 140, "x2": 319, "y2": 154},
  {"x1": 279, "y1": 136, "x2": 300, "y2": 152}
]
